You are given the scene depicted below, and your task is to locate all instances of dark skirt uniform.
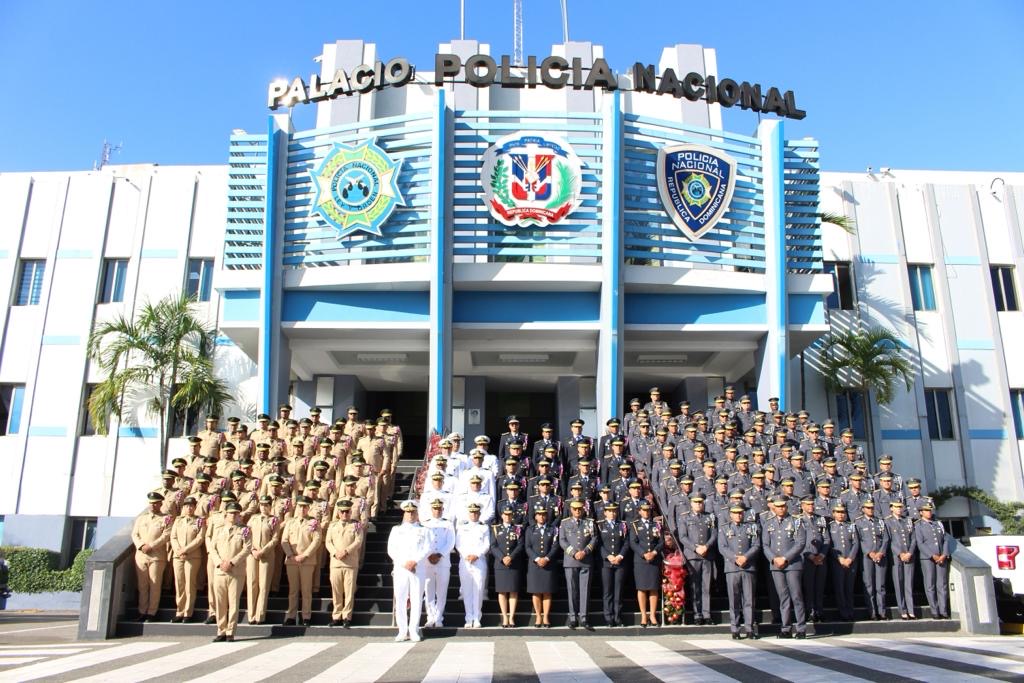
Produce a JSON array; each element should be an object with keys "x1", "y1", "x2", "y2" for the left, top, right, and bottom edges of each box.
[
  {"x1": 490, "y1": 509, "x2": 526, "y2": 593},
  {"x1": 630, "y1": 507, "x2": 665, "y2": 591},
  {"x1": 525, "y1": 508, "x2": 560, "y2": 594}
]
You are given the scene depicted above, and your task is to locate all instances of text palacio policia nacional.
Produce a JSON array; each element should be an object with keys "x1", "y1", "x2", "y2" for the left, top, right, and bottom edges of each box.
[{"x1": 268, "y1": 52, "x2": 807, "y2": 120}]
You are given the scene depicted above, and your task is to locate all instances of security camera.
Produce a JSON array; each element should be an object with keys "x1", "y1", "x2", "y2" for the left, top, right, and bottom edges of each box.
[
  {"x1": 865, "y1": 166, "x2": 873, "y2": 174},
  {"x1": 880, "y1": 167, "x2": 892, "y2": 174}
]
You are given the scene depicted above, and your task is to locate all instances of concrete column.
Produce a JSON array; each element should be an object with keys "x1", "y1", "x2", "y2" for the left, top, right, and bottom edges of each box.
[
  {"x1": 597, "y1": 90, "x2": 623, "y2": 424},
  {"x1": 757, "y1": 119, "x2": 788, "y2": 411},
  {"x1": 556, "y1": 376, "x2": 581, "y2": 441},
  {"x1": 427, "y1": 90, "x2": 453, "y2": 433},
  {"x1": 463, "y1": 376, "x2": 486, "y2": 444}
]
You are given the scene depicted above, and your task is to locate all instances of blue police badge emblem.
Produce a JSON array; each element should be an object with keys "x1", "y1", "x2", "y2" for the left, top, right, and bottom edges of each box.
[
  {"x1": 656, "y1": 144, "x2": 737, "y2": 241},
  {"x1": 309, "y1": 139, "x2": 404, "y2": 239}
]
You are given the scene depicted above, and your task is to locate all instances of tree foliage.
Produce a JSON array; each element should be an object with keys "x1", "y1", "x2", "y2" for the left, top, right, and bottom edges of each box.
[
  {"x1": 818, "y1": 326, "x2": 914, "y2": 405},
  {"x1": 818, "y1": 211, "x2": 855, "y2": 234},
  {"x1": 87, "y1": 293, "x2": 231, "y2": 461},
  {"x1": 933, "y1": 486, "x2": 1024, "y2": 535}
]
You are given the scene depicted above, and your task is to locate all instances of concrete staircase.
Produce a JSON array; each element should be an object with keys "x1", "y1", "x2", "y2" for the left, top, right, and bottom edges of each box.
[{"x1": 117, "y1": 457, "x2": 958, "y2": 637}]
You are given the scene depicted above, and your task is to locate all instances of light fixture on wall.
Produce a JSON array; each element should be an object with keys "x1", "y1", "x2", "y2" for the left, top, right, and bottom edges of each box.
[
  {"x1": 636, "y1": 354, "x2": 689, "y2": 365},
  {"x1": 356, "y1": 353, "x2": 408, "y2": 364},
  {"x1": 497, "y1": 353, "x2": 550, "y2": 364}
]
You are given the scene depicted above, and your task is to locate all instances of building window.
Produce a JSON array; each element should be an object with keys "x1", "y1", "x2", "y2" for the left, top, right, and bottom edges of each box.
[
  {"x1": 14, "y1": 259, "x2": 45, "y2": 306},
  {"x1": 991, "y1": 266, "x2": 1019, "y2": 312},
  {"x1": 908, "y1": 264, "x2": 936, "y2": 311},
  {"x1": 943, "y1": 518, "x2": 968, "y2": 540},
  {"x1": 1011, "y1": 389, "x2": 1024, "y2": 440},
  {"x1": 99, "y1": 259, "x2": 128, "y2": 304},
  {"x1": 185, "y1": 258, "x2": 214, "y2": 302},
  {"x1": 925, "y1": 389, "x2": 955, "y2": 440},
  {"x1": 68, "y1": 517, "x2": 97, "y2": 555},
  {"x1": 835, "y1": 390, "x2": 865, "y2": 438},
  {"x1": 0, "y1": 384, "x2": 25, "y2": 436},
  {"x1": 824, "y1": 261, "x2": 855, "y2": 310},
  {"x1": 81, "y1": 384, "x2": 100, "y2": 436}
]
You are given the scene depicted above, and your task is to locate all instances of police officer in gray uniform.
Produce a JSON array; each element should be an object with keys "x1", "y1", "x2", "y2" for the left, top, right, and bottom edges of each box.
[
  {"x1": 886, "y1": 500, "x2": 917, "y2": 619},
  {"x1": 719, "y1": 502, "x2": 760, "y2": 639},
  {"x1": 828, "y1": 502, "x2": 859, "y2": 621},
  {"x1": 855, "y1": 499, "x2": 890, "y2": 620},
  {"x1": 559, "y1": 499, "x2": 597, "y2": 629},
  {"x1": 762, "y1": 495, "x2": 807, "y2": 638},
  {"x1": 915, "y1": 502, "x2": 951, "y2": 618},
  {"x1": 799, "y1": 494, "x2": 830, "y2": 623},
  {"x1": 679, "y1": 494, "x2": 717, "y2": 624}
]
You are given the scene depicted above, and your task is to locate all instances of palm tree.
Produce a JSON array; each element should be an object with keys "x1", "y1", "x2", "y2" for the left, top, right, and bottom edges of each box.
[
  {"x1": 818, "y1": 211, "x2": 855, "y2": 234},
  {"x1": 87, "y1": 293, "x2": 232, "y2": 471},
  {"x1": 818, "y1": 326, "x2": 914, "y2": 465}
]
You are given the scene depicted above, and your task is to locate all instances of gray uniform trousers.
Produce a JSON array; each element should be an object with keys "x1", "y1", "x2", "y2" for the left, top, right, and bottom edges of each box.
[
  {"x1": 920, "y1": 559, "x2": 949, "y2": 617},
  {"x1": 564, "y1": 566, "x2": 591, "y2": 619},
  {"x1": 831, "y1": 557, "x2": 856, "y2": 620},
  {"x1": 727, "y1": 572, "x2": 754, "y2": 633},
  {"x1": 892, "y1": 556, "x2": 915, "y2": 614},
  {"x1": 861, "y1": 554, "x2": 888, "y2": 617},
  {"x1": 801, "y1": 556, "x2": 827, "y2": 616},
  {"x1": 687, "y1": 558, "x2": 713, "y2": 620},
  {"x1": 771, "y1": 568, "x2": 805, "y2": 633}
]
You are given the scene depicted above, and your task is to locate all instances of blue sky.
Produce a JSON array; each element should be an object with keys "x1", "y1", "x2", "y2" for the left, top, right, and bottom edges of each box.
[{"x1": 1, "y1": 0, "x2": 1021, "y2": 172}]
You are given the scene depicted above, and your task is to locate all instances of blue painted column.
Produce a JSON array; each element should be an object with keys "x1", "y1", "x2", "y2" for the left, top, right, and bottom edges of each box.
[
  {"x1": 756, "y1": 120, "x2": 788, "y2": 411},
  {"x1": 428, "y1": 89, "x2": 452, "y2": 433},
  {"x1": 597, "y1": 90, "x2": 623, "y2": 422},
  {"x1": 259, "y1": 114, "x2": 290, "y2": 413}
]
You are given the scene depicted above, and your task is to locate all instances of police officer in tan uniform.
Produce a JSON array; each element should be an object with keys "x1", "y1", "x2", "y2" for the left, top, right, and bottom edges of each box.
[
  {"x1": 211, "y1": 501, "x2": 252, "y2": 641},
  {"x1": 155, "y1": 470, "x2": 183, "y2": 517},
  {"x1": 132, "y1": 492, "x2": 172, "y2": 622},
  {"x1": 308, "y1": 406, "x2": 330, "y2": 439},
  {"x1": 249, "y1": 413, "x2": 273, "y2": 445},
  {"x1": 246, "y1": 495, "x2": 281, "y2": 625},
  {"x1": 198, "y1": 415, "x2": 225, "y2": 458},
  {"x1": 326, "y1": 499, "x2": 364, "y2": 627},
  {"x1": 170, "y1": 496, "x2": 205, "y2": 622},
  {"x1": 281, "y1": 495, "x2": 322, "y2": 626},
  {"x1": 182, "y1": 436, "x2": 204, "y2": 478}
]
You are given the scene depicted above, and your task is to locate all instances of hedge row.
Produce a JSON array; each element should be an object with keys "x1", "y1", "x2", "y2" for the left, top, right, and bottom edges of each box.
[{"x1": 0, "y1": 546, "x2": 94, "y2": 593}]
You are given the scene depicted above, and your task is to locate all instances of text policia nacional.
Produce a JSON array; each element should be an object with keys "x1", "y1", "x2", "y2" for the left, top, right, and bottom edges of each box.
[{"x1": 268, "y1": 53, "x2": 806, "y2": 121}]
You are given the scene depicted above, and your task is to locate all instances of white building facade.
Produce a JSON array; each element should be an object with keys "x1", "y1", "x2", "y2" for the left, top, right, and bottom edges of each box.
[{"x1": 0, "y1": 39, "x2": 1020, "y2": 556}]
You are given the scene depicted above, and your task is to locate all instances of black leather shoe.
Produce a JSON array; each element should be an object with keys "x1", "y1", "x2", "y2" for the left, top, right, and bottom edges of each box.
[
  {"x1": 732, "y1": 632, "x2": 741, "y2": 640},
  {"x1": 343, "y1": 620, "x2": 351, "y2": 628},
  {"x1": 567, "y1": 617, "x2": 578, "y2": 629},
  {"x1": 795, "y1": 632, "x2": 806, "y2": 640},
  {"x1": 204, "y1": 615, "x2": 217, "y2": 625},
  {"x1": 213, "y1": 635, "x2": 227, "y2": 642},
  {"x1": 226, "y1": 635, "x2": 235, "y2": 642},
  {"x1": 749, "y1": 630, "x2": 759, "y2": 640},
  {"x1": 777, "y1": 631, "x2": 793, "y2": 639},
  {"x1": 330, "y1": 619, "x2": 342, "y2": 627},
  {"x1": 282, "y1": 618, "x2": 296, "y2": 626},
  {"x1": 580, "y1": 620, "x2": 594, "y2": 631},
  {"x1": 297, "y1": 617, "x2": 307, "y2": 627}
]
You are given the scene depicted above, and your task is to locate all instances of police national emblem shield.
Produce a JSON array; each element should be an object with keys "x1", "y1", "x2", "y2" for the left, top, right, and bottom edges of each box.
[
  {"x1": 656, "y1": 144, "x2": 737, "y2": 241},
  {"x1": 481, "y1": 133, "x2": 583, "y2": 228},
  {"x1": 309, "y1": 139, "x2": 404, "y2": 239}
]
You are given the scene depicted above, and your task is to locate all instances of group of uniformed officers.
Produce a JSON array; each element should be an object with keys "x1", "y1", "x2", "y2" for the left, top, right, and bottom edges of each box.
[
  {"x1": 131, "y1": 386, "x2": 952, "y2": 642},
  {"x1": 131, "y1": 404, "x2": 400, "y2": 641}
]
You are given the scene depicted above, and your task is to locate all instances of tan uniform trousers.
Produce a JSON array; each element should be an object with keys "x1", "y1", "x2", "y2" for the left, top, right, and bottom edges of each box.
[
  {"x1": 214, "y1": 567, "x2": 245, "y2": 636},
  {"x1": 135, "y1": 552, "x2": 166, "y2": 616},
  {"x1": 172, "y1": 556, "x2": 201, "y2": 617},
  {"x1": 330, "y1": 566, "x2": 356, "y2": 620},
  {"x1": 286, "y1": 562, "x2": 316, "y2": 619},
  {"x1": 246, "y1": 550, "x2": 276, "y2": 622}
]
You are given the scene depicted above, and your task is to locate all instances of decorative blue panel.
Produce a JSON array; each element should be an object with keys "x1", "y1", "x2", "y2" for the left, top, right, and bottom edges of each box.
[
  {"x1": 783, "y1": 139, "x2": 822, "y2": 273},
  {"x1": 880, "y1": 429, "x2": 922, "y2": 440},
  {"x1": 452, "y1": 111, "x2": 604, "y2": 263},
  {"x1": 623, "y1": 293, "x2": 766, "y2": 325},
  {"x1": 222, "y1": 289, "x2": 260, "y2": 322},
  {"x1": 282, "y1": 113, "x2": 435, "y2": 268},
  {"x1": 281, "y1": 291, "x2": 430, "y2": 323},
  {"x1": 453, "y1": 291, "x2": 600, "y2": 323},
  {"x1": 788, "y1": 294, "x2": 826, "y2": 325},
  {"x1": 223, "y1": 134, "x2": 269, "y2": 270}
]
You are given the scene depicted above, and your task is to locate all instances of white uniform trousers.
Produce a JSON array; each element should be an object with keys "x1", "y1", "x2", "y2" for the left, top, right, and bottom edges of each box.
[
  {"x1": 423, "y1": 558, "x2": 451, "y2": 626},
  {"x1": 393, "y1": 565, "x2": 424, "y2": 637},
  {"x1": 458, "y1": 557, "x2": 488, "y2": 623}
]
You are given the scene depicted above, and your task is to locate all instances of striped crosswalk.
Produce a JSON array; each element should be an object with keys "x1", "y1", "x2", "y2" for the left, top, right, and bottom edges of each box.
[{"x1": 0, "y1": 635, "x2": 1021, "y2": 681}]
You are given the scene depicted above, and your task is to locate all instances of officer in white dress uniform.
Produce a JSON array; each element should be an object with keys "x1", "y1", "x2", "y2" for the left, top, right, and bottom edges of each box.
[
  {"x1": 419, "y1": 472, "x2": 454, "y2": 519},
  {"x1": 387, "y1": 500, "x2": 429, "y2": 642},
  {"x1": 455, "y1": 476, "x2": 495, "y2": 525},
  {"x1": 421, "y1": 499, "x2": 456, "y2": 627},
  {"x1": 456, "y1": 502, "x2": 492, "y2": 628}
]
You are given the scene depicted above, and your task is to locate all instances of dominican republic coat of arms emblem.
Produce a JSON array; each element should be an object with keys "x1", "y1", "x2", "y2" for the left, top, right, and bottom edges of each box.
[
  {"x1": 481, "y1": 133, "x2": 583, "y2": 228},
  {"x1": 656, "y1": 143, "x2": 737, "y2": 241},
  {"x1": 309, "y1": 138, "x2": 405, "y2": 239}
]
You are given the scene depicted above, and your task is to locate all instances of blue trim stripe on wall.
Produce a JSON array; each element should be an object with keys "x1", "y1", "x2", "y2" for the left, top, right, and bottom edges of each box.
[
  {"x1": 140, "y1": 249, "x2": 179, "y2": 259},
  {"x1": 28, "y1": 426, "x2": 67, "y2": 437},
  {"x1": 969, "y1": 429, "x2": 1007, "y2": 440},
  {"x1": 606, "y1": 90, "x2": 623, "y2": 412},
  {"x1": 430, "y1": 88, "x2": 449, "y2": 432},
  {"x1": 119, "y1": 426, "x2": 159, "y2": 438},
  {"x1": 880, "y1": 429, "x2": 922, "y2": 440},
  {"x1": 282, "y1": 291, "x2": 430, "y2": 323},
  {"x1": 788, "y1": 294, "x2": 825, "y2": 326},
  {"x1": 957, "y1": 339, "x2": 995, "y2": 351},
  {"x1": 624, "y1": 293, "x2": 765, "y2": 325},
  {"x1": 41, "y1": 335, "x2": 81, "y2": 345},
  {"x1": 768, "y1": 122, "x2": 787, "y2": 411},
  {"x1": 454, "y1": 291, "x2": 600, "y2": 324}
]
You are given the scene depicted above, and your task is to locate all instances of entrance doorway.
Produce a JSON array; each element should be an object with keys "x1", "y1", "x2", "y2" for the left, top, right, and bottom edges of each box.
[
  {"x1": 363, "y1": 391, "x2": 429, "y2": 458},
  {"x1": 485, "y1": 391, "x2": 557, "y2": 443}
]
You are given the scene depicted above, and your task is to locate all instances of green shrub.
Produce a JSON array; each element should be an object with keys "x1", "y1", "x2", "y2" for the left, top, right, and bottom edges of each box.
[{"x1": 0, "y1": 546, "x2": 95, "y2": 593}]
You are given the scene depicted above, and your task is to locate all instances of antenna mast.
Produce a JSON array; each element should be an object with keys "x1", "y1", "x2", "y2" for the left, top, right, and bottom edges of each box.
[
  {"x1": 95, "y1": 140, "x2": 122, "y2": 170},
  {"x1": 513, "y1": 0, "x2": 523, "y2": 65}
]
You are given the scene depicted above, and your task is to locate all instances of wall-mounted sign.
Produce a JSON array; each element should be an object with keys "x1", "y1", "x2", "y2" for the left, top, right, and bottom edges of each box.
[
  {"x1": 309, "y1": 139, "x2": 404, "y2": 239},
  {"x1": 481, "y1": 133, "x2": 583, "y2": 228},
  {"x1": 657, "y1": 144, "x2": 737, "y2": 241},
  {"x1": 269, "y1": 53, "x2": 805, "y2": 120}
]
